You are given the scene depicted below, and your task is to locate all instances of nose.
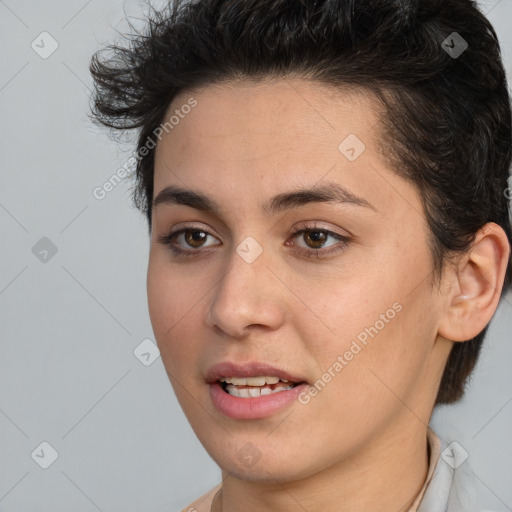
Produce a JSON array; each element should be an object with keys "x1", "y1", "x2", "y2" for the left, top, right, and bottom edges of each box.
[{"x1": 206, "y1": 239, "x2": 287, "y2": 338}]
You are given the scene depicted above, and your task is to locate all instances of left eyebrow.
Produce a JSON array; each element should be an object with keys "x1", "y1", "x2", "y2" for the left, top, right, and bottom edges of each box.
[
  {"x1": 152, "y1": 181, "x2": 377, "y2": 215},
  {"x1": 263, "y1": 181, "x2": 377, "y2": 215}
]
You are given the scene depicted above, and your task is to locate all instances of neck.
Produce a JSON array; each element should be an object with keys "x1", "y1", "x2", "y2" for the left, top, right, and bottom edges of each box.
[{"x1": 214, "y1": 423, "x2": 430, "y2": 512}]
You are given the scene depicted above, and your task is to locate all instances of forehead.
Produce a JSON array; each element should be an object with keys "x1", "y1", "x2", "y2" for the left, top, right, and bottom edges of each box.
[
  {"x1": 154, "y1": 79, "x2": 381, "y2": 174},
  {"x1": 151, "y1": 78, "x2": 421, "y2": 221},
  {"x1": 160, "y1": 78, "x2": 381, "y2": 155}
]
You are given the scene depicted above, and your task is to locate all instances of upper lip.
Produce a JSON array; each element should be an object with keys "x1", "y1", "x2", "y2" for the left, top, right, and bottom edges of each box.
[{"x1": 205, "y1": 361, "x2": 307, "y2": 384}]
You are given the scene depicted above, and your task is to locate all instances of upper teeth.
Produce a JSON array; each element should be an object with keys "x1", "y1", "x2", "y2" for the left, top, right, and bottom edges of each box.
[{"x1": 219, "y1": 376, "x2": 289, "y2": 386}]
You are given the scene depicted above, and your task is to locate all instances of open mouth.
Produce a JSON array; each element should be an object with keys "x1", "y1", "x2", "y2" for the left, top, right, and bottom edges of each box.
[{"x1": 219, "y1": 376, "x2": 303, "y2": 398}]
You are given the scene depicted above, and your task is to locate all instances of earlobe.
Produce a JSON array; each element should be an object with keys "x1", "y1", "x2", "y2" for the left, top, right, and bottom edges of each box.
[{"x1": 438, "y1": 222, "x2": 510, "y2": 342}]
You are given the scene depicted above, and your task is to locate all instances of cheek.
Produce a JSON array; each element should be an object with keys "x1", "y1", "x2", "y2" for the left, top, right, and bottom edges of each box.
[
  {"x1": 147, "y1": 267, "x2": 206, "y2": 419},
  {"x1": 147, "y1": 250, "x2": 204, "y2": 331},
  {"x1": 292, "y1": 268, "x2": 398, "y2": 355},
  {"x1": 316, "y1": 292, "x2": 434, "y2": 422},
  {"x1": 294, "y1": 251, "x2": 434, "y2": 394},
  {"x1": 146, "y1": 258, "x2": 202, "y2": 366},
  {"x1": 147, "y1": 264, "x2": 173, "y2": 341}
]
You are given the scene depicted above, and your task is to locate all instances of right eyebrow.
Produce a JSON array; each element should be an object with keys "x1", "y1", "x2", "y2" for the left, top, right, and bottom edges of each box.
[{"x1": 153, "y1": 186, "x2": 217, "y2": 213}]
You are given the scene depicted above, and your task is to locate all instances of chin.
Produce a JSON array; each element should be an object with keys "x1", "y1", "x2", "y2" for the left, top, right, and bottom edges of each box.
[{"x1": 201, "y1": 434, "x2": 323, "y2": 483}]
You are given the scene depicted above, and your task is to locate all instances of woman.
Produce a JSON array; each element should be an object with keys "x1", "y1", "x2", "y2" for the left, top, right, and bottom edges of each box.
[{"x1": 89, "y1": 1, "x2": 512, "y2": 510}]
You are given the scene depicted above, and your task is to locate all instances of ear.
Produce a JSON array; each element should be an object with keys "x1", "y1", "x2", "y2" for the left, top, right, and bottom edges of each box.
[{"x1": 438, "y1": 222, "x2": 510, "y2": 342}]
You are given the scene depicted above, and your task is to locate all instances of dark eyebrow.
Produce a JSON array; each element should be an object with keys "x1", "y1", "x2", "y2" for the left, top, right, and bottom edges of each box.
[
  {"x1": 153, "y1": 186, "x2": 217, "y2": 212},
  {"x1": 152, "y1": 182, "x2": 376, "y2": 215},
  {"x1": 263, "y1": 182, "x2": 377, "y2": 214}
]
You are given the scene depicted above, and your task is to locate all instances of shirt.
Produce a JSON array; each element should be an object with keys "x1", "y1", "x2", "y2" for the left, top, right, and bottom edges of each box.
[{"x1": 180, "y1": 428, "x2": 480, "y2": 512}]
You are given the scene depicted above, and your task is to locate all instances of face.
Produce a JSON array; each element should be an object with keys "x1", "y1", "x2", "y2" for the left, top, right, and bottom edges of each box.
[{"x1": 147, "y1": 78, "x2": 452, "y2": 482}]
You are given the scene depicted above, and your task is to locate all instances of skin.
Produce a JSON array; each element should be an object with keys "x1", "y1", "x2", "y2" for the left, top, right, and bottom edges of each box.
[{"x1": 146, "y1": 78, "x2": 510, "y2": 512}]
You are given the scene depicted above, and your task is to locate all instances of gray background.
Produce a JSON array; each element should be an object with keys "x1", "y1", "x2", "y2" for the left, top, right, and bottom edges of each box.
[{"x1": 0, "y1": 0, "x2": 511, "y2": 510}]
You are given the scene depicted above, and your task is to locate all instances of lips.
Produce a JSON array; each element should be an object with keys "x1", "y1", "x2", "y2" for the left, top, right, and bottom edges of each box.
[
  {"x1": 206, "y1": 361, "x2": 309, "y2": 419},
  {"x1": 205, "y1": 361, "x2": 307, "y2": 385}
]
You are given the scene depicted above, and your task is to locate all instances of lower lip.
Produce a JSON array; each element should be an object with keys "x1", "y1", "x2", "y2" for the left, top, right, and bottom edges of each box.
[{"x1": 209, "y1": 381, "x2": 308, "y2": 420}]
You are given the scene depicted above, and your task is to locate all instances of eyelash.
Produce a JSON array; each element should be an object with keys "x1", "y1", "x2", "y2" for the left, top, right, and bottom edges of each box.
[{"x1": 156, "y1": 222, "x2": 351, "y2": 260}]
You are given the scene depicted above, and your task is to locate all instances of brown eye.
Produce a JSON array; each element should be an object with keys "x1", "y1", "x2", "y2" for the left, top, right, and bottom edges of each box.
[
  {"x1": 184, "y1": 230, "x2": 208, "y2": 248},
  {"x1": 287, "y1": 225, "x2": 350, "y2": 259},
  {"x1": 157, "y1": 227, "x2": 221, "y2": 256},
  {"x1": 303, "y1": 230, "x2": 328, "y2": 249}
]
